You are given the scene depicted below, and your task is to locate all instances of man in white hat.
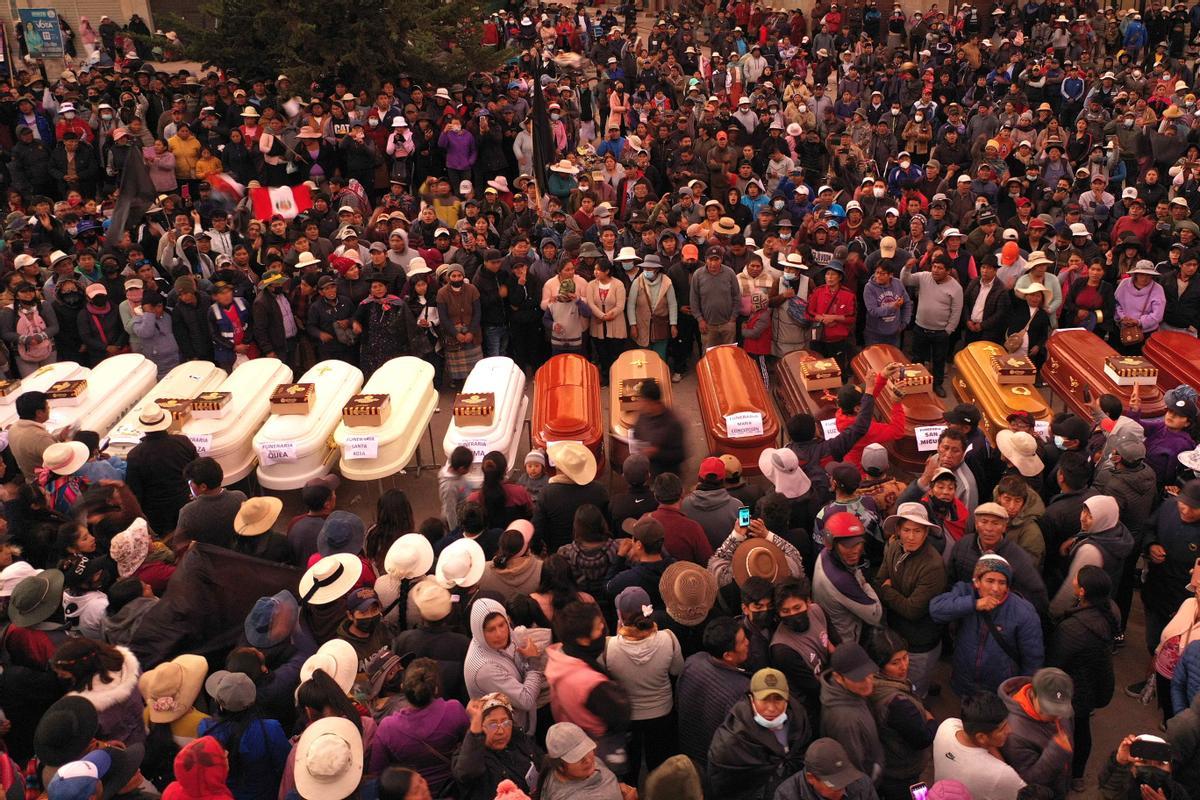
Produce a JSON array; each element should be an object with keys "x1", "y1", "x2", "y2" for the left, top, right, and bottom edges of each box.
[
  {"x1": 534, "y1": 443, "x2": 609, "y2": 551},
  {"x1": 125, "y1": 402, "x2": 199, "y2": 536}
]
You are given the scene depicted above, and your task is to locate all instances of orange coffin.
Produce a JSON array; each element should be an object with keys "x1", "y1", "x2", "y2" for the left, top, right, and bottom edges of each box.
[
  {"x1": 1045, "y1": 329, "x2": 1166, "y2": 420},
  {"x1": 1144, "y1": 331, "x2": 1200, "y2": 396},
  {"x1": 771, "y1": 350, "x2": 840, "y2": 438},
  {"x1": 952, "y1": 341, "x2": 1052, "y2": 444},
  {"x1": 851, "y1": 344, "x2": 948, "y2": 475},
  {"x1": 696, "y1": 345, "x2": 780, "y2": 473},
  {"x1": 532, "y1": 353, "x2": 605, "y2": 471},
  {"x1": 609, "y1": 349, "x2": 673, "y2": 471}
]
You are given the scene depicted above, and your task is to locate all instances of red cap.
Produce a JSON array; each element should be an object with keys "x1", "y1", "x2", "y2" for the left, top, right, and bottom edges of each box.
[
  {"x1": 699, "y1": 456, "x2": 726, "y2": 481},
  {"x1": 824, "y1": 511, "x2": 866, "y2": 539},
  {"x1": 682, "y1": 243, "x2": 700, "y2": 260}
]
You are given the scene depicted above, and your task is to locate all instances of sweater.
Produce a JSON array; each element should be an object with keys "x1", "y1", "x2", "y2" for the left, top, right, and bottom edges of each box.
[
  {"x1": 999, "y1": 677, "x2": 1074, "y2": 799},
  {"x1": 680, "y1": 487, "x2": 743, "y2": 548},
  {"x1": 862, "y1": 275, "x2": 913, "y2": 339},
  {"x1": 368, "y1": 698, "x2": 469, "y2": 789},
  {"x1": 603, "y1": 629, "x2": 684, "y2": 720},
  {"x1": 900, "y1": 266, "x2": 964, "y2": 332},
  {"x1": 818, "y1": 669, "x2": 884, "y2": 783},
  {"x1": 690, "y1": 266, "x2": 741, "y2": 325},
  {"x1": 675, "y1": 653, "x2": 751, "y2": 766},
  {"x1": 174, "y1": 489, "x2": 247, "y2": 550}
]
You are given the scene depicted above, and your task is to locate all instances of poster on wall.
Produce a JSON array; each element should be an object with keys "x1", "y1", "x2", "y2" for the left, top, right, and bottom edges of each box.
[
  {"x1": 0, "y1": 23, "x2": 10, "y2": 79},
  {"x1": 18, "y1": 9, "x2": 65, "y2": 58}
]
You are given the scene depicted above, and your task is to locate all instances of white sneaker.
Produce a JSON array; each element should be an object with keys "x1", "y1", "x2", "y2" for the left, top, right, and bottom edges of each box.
[{"x1": 671, "y1": 372, "x2": 683, "y2": 383}]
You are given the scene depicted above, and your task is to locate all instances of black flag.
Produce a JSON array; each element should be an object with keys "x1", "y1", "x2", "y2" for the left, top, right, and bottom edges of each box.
[
  {"x1": 108, "y1": 142, "x2": 157, "y2": 238},
  {"x1": 531, "y1": 57, "x2": 555, "y2": 196}
]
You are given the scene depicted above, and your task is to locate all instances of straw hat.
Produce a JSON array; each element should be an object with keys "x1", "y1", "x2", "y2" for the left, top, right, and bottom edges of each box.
[
  {"x1": 659, "y1": 561, "x2": 718, "y2": 626},
  {"x1": 550, "y1": 159, "x2": 579, "y2": 174},
  {"x1": 547, "y1": 442, "x2": 597, "y2": 485},
  {"x1": 713, "y1": 217, "x2": 741, "y2": 236},
  {"x1": 882, "y1": 501, "x2": 937, "y2": 538},
  {"x1": 234, "y1": 496, "x2": 284, "y2": 537},
  {"x1": 384, "y1": 533, "x2": 435, "y2": 579},
  {"x1": 997, "y1": 429, "x2": 1044, "y2": 477},
  {"x1": 435, "y1": 538, "x2": 486, "y2": 588},
  {"x1": 241, "y1": 106, "x2": 260, "y2": 118},
  {"x1": 41, "y1": 441, "x2": 89, "y2": 476},
  {"x1": 137, "y1": 403, "x2": 173, "y2": 433},
  {"x1": 299, "y1": 553, "x2": 363, "y2": 605},
  {"x1": 139, "y1": 654, "x2": 207, "y2": 723},
  {"x1": 1017, "y1": 281, "x2": 1052, "y2": 304},
  {"x1": 731, "y1": 537, "x2": 789, "y2": 585},
  {"x1": 294, "y1": 252, "x2": 322, "y2": 270},
  {"x1": 294, "y1": 717, "x2": 364, "y2": 800},
  {"x1": 300, "y1": 639, "x2": 358, "y2": 694}
]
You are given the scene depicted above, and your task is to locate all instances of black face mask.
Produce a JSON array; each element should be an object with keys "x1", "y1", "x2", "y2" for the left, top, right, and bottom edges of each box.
[
  {"x1": 355, "y1": 614, "x2": 382, "y2": 634},
  {"x1": 60, "y1": 291, "x2": 83, "y2": 307},
  {"x1": 781, "y1": 611, "x2": 811, "y2": 633},
  {"x1": 748, "y1": 610, "x2": 774, "y2": 629},
  {"x1": 449, "y1": 279, "x2": 465, "y2": 288}
]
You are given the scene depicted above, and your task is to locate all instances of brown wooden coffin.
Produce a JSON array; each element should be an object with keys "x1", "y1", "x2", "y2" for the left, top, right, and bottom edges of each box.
[
  {"x1": 532, "y1": 353, "x2": 605, "y2": 471},
  {"x1": 771, "y1": 350, "x2": 840, "y2": 439},
  {"x1": 952, "y1": 342, "x2": 1053, "y2": 444},
  {"x1": 851, "y1": 344, "x2": 948, "y2": 475},
  {"x1": 609, "y1": 349, "x2": 674, "y2": 471},
  {"x1": 1045, "y1": 329, "x2": 1166, "y2": 420},
  {"x1": 1145, "y1": 331, "x2": 1200, "y2": 396},
  {"x1": 696, "y1": 345, "x2": 780, "y2": 474}
]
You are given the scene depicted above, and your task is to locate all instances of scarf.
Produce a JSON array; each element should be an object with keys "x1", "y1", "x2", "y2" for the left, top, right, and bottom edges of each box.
[
  {"x1": 361, "y1": 293, "x2": 403, "y2": 312},
  {"x1": 563, "y1": 637, "x2": 607, "y2": 674}
]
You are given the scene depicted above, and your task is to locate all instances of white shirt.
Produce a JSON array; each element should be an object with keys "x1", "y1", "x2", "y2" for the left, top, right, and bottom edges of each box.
[
  {"x1": 933, "y1": 719, "x2": 1026, "y2": 800},
  {"x1": 971, "y1": 278, "x2": 995, "y2": 323}
]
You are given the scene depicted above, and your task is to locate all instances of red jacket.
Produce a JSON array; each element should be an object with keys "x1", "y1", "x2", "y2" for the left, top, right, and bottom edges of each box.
[
  {"x1": 835, "y1": 400, "x2": 907, "y2": 472},
  {"x1": 805, "y1": 285, "x2": 856, "y2": 341}
]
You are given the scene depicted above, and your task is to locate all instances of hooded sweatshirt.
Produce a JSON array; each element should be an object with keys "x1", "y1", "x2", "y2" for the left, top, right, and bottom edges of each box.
[
  {"x1": 1049, "y1": 496, "x2": 1135, "y2": 618},
  {"x1": 680, "y1": 485, "x2": 743, "y2": 548},
  {"x1": 99, "y1": 595, "x2": 159, "y2": 645},
  {"x1": 603, "y1": 628, "x2": 685, "y2": 720},
  {"x1": 163, "y1": 736, "x2": 235, "y2": 800},
  {"x1": 463, "y1": 599, "x2": 545, "y2": 733}
]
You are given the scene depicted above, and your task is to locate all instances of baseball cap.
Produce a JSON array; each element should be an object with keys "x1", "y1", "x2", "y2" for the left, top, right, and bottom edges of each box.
[
  {"x1": 749, "y1": 667, "x2": 789, "y2": 700},
  {"x1": 1031, "y1": 667, "x2": 1074, "y2": 718},
  {"x1": 861, "y1": 443, "x2": 889, "y2": 474},
  {"x1": 719, "y1": 454, "x2": 743, "y2": 481},
  {"x1": 47, "y1": 750, "x2": 110, "y2": 800},
  {"x1": 545, "y1": 722, "x2": 596, "y2": 763},
  {"x1": 682, "y1": 244, "x2": 700, "y2": 260},
  {"x1": 830, "y1": 642, "x2": 875, "y2": 681},
  {"x1": 944, "y1": 403, "x2": 981, "y2": 427},
  {"x1": 804, "y1": 738, "x2": 865, "y2": 790},
  {"x1": 699, "y1": 456, "x2": 726, "y2": 481},
  {"x1": 345, "y1": 586, "x2": 380, "y2": 613},
  {"x1": 629, "y1": 517, "x2": 665, "y2": 548}
]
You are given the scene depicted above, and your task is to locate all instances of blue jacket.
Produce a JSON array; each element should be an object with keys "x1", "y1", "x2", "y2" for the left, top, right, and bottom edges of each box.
[
  {"x1": 930, "y1": 581, "x2": 1044, "y2": 697},
  {"x1": 197, "y1": 715, "x2": 291, "y2": 800},
  {"x1": 1173, "y1": 639, "x2": 1200, "y2": 715},
  {"x1": 1124, "y1": 21, "x2": 1148, "y2": 48}
]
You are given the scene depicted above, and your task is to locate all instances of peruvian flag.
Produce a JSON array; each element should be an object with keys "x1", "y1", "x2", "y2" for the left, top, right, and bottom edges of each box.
[
  {"x1": 250, "y1": 184, "x2": 313, "y2": 221},
  {"x1": 207, "y1": 172, "x2": 245, "y2": 204}
]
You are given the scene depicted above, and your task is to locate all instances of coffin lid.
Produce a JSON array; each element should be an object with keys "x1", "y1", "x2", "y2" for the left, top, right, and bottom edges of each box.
[
  {"x1": 956, "y1": 342, "x2": 1052, "y2": 417},
  {"x1": 533, "y1": 354, "x2": 602, "y2": 442},
  {"x1": 698, "y1": 345, "x2": 779, "y2": 438}
]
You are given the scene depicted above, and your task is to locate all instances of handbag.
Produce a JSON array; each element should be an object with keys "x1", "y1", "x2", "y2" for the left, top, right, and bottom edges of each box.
[
  {"x1": 1120, "y1": 290, "x2": 1153, "y2": 346},
  {"x1": 1004, "y1": 320, "x2": 1032, "y2": 353}
]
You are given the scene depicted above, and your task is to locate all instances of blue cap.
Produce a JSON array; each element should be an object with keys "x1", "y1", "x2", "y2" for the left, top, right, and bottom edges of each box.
[
  {"x1": 244, "y1": 589, "x2": 299, "y2": 648},
  {"x1": 47, "y1": 750, "x2": 111, "y2": 800}
]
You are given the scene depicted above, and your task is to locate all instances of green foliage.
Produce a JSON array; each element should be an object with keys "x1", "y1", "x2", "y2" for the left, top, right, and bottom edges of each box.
[{"x1": 166, "y1": 0, "x2": 510, "y2": 88}]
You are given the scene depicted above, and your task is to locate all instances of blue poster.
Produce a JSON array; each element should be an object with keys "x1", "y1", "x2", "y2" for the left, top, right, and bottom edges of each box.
[{"x1": 18, "y1": 9, "x2": 65, "y2": 58}]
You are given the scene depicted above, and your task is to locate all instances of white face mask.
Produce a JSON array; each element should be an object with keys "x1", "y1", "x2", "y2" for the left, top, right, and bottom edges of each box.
[
  {"x1": 798, "y1": 104, "x2": 807, "y2": 112},
  {"x1": 754, "y1": 711, "x2": 788, "y2": 730},
  {"x1": 900, "y1": 159, "x2": 911, "y2": 169},
  {"x1": 873, "y1": 187, "x2": 885, "y2": 198},
  {"x1": 915, "y1": 114, "x2": 924, "y2": 122},
  {"x1": 891, "y1": 108, "x2": 900, "y2": 115}
]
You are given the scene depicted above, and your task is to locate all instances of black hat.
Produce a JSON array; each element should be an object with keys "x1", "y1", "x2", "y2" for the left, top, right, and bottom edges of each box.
[
  {"x1": 35, "y1": 696, "x2": 99, "y2": 766},
  {"x1": 944, "y1": 403, "x2": 982, "y2": 427},
  {"x1": 484, "y1": 248, "x2": 503, "y2": 261}
]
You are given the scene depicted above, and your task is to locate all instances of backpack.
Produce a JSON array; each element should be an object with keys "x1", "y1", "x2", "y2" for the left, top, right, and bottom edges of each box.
[{"x1": 15, "y1": 305, "x2": 52, "y2": 363}]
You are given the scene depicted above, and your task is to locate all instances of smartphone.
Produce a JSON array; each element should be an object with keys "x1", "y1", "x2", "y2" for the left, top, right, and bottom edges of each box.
[
  {"x1": 909, "y1": 783, "x2": 929, "y2": 800},
  {"x1": 738, "y1": 506, "x2": 751, "y2": 528}
]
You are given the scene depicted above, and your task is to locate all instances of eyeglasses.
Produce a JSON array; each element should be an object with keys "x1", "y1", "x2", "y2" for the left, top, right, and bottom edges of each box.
[{"x1": 483, "y1": 720, "x2": 513, "y2": 732}]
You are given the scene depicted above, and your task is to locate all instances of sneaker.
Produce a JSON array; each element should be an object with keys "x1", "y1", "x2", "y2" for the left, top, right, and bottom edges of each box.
[
  {"x1": 1125, "y1": 680, "x2": 1148, "y2": 699},
  {"x1": 671, "y1": 372, "x2": 683, "y2": 383}
]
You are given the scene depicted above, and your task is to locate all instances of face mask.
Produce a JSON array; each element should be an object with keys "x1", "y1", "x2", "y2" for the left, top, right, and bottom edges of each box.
[
  {"x1": 368, "y1": 118, "x2": 380, "y2": 127},
  {"x1": 781, "y1": 231, "x2": 793, "y2": 242},
  {"x1": 900, "y1": 159, "x2": 911, "y2": 169},
  {"x1": 1053, "y1": 435, "x2": 1066, "y2": 449},
  {"x1": 782, "y1": 272, "x2": 798, "y2": 285},
  {"x1": 450, "y1": 279, "x2": 465, "y2": 288},
  {"x1": 551, "y1": 113, "x2": 561, "y2": 121},
  {"x1": 753, "y1": 711, "x2": 788, "y2": 730},
  {"x1": 356, "y1": 614, "x2": 382, "y2": 633},
  {"x1": 101, "y1": 113, "x2": 113, "y2": 121},
  {"x1": 781, "y1": 611, "x2": 811, "y2": 632},
  {"x1": 748, "y1": 610, "x2": 774, "y2": 628},
  {"x1": 873, "y1": 188, "x2": 885, "y2": 198},
  {"x1": 63, "y1": 112, "x2": 75, "y2": 120},
  {"x1": 915, "y1": 114, "x2": 924, "y2": 122},
  {"x1": 891, "y1": 108, "x2": 900, "y2": 115},
  {"x1": 773, "y1": 200, "x2": 785, "y2": 210},
  {"x1": 645, "y1": 271, "x2": 659, "y2": 281},
  {"x1": 798, "y1": 104, "x2": 807, "y2": 112}
]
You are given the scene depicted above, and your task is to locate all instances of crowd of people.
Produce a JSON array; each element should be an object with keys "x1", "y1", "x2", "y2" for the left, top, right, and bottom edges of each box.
[{"x1": 5, "y1": 0, "x2": 1200, "y2": 798}]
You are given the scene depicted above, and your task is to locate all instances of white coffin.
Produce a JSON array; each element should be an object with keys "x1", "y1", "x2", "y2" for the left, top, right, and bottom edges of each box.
[
  {"x1": 105, "y1": 361, "x2": 227, "y2": 457},
  {"x1": 254, "y1": 360, "x2": 364, "y2": 490},
  {"x1": 0, "y1": 362, "x2": 88, "y2": 430},
  {"x1": 45, "y1": 354, "x2": 158, "y2": 438},
  {"x1": 333, "y1": 356, "x2": 437, "y2": 481},
  {"x1": 441, "y1": 357, "x2": 529, "y2": 487},
  {"x1": 179, "y1": 358, "x2": 294, "y2": 485}
]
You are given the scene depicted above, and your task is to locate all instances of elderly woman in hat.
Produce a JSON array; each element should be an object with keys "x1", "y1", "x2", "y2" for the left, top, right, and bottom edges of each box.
[
  {"x1": 1003, "y1": 278, "x2": 1053, "y2": 369},
  {"x1": 451, "y1": 692, "x2": 544, "y2": 800},
  {"x1": 1114, "y1": 259, "x2": 1167, "y2": 354},
  {"x1": 435, "y1": 263, "x2": 483, "y2": 388},
  {"x1": 37, "y1": 442, "x2": 92, "y2": 516}
]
